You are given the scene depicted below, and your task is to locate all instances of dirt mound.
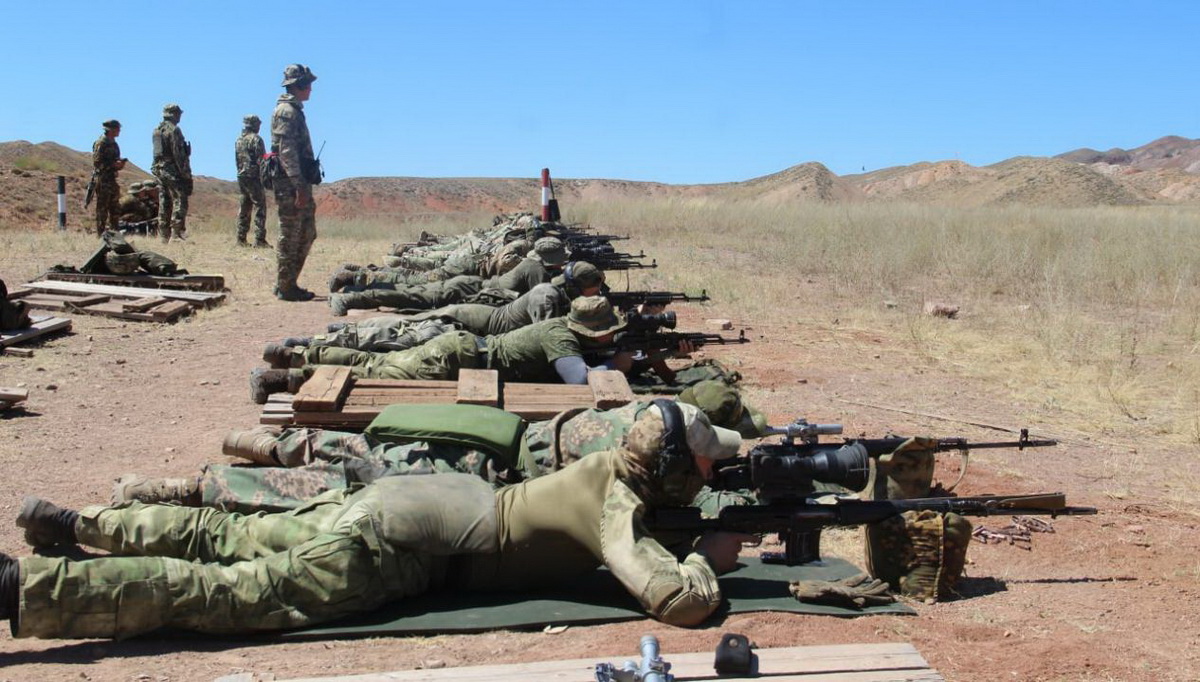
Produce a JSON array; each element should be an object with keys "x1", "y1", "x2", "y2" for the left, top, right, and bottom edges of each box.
[
  {"x1": 1057, "y1": 135, "x2": 1200, "y2": 173},
  {"x1": 982, "y1": 156, "x2": 1150, "y2": 206},
  {"x1": 718, "y1": 162, "x2": 857, "y2": 202},
  {"x1": 851, "y1": 160, "x2": 990, "y2": 203}
]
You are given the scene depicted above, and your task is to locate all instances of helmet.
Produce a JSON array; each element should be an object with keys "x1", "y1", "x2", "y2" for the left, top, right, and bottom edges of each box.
[
  {"x1": 163, "y1": 103, "x2": 183, "y2": 116},
  {"x1": 102, "y1": 119, "x2": 121, "y2": 130},
  {"x1": 104, "y1": 252, "x2": 142, "y2": 275},
  {"x1": 281, "y1": 64, "x2": 317, "y2": 87},
  {"x1": 243, "y1": 114, "x2": 261, "y2": 127}
]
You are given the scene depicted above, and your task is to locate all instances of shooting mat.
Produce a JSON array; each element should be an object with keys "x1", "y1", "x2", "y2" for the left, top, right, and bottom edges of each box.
[{"x1": 281, "y1": 556, "x2": 915, "y2": 639}]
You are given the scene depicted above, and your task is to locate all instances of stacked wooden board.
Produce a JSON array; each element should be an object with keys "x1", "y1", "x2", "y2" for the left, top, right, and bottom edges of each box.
[
  {"x1": 9, "y1": 280, "x2": 226, "y2": 323},
  {"x1": 262, "y1": 367, "x2": 636, "y2": 428},
  {"x1": 0, "y1": 314, "x2": 71, "y2": 354},
  {"x1": 41, "y1": 271, "x2": 225, "y2": 292},
  {"x1": 228, "y1": 643, "x2": 942, "y2": 682},
  {"x1": 0, "y1": 388, "x2": 28, "y2": 411}
]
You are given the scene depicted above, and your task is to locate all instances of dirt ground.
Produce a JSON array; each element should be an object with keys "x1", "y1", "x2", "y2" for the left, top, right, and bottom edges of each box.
[{"x1": 1, "y1": 243, "x2": 1198, "y2": 682}]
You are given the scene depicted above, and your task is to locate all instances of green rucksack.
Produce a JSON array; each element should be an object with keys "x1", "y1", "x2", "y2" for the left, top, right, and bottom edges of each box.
[{"x1": 365, "y1": 404, "x2": 527, "y2": 471}]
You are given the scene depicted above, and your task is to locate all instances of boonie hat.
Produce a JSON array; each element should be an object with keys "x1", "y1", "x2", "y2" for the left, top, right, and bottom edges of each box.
[
  {"x1": 566, "y1": 296, "x2": 626, "y2": 337},
  {"x1": 128, "y1": 181, "x2": 144, "y2": 193},
  {"x1": 163, "y1": 103, "x2": 182, "y2": 115},
  {"x1": 530, "y1": 237, "x2": 568, "y2": 266},
  {"x1": 281, "y1": 63, "x2": 317, "y2": 87},
  {"x1": 243, "y1": 114, "x2": 261, "y2": 126}
]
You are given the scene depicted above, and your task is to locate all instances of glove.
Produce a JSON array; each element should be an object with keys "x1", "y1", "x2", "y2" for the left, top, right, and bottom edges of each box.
[{"x1": 788, "y1": 573, "x2": 896, "y2": 609}]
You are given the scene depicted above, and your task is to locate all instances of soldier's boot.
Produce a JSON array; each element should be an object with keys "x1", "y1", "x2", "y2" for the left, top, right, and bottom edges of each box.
[
  {"x1": 276, "y1": 286, "x2": 316, "y2": 302},
  {"x1": 254, "y1": 238, "x2": 273, "y2": 249},
  {"x1": 0, "y1": 550, "x2": 16, "y2": 622},
  {"x1": 262, "y1": 343, "x2": 296, "y2": 369},
  {"x1": 111, "y1": 474, "x2": 201, "y2": 506},
  {"x1": 339, "y1": 263, "x2": 362, "y2": 272},
  {"x1": 236, "y1": 233, "x2": 250, "y2": 247},
  {"x1": 384, "y1": 255, "x2": 404, "y2": 268},
  {"x1": 329, "y1": 294, "x2": 350, "y2": 317},
  {"x1": 327, "y1": 322, "x2": 347, "y2": 333},
  {"x1": 221, "y1": 427, "x2": 282, "y2": 465},
  {"x1": 328, "y1": 268, "x2": 359, "y2": 293},
  {"x1": 250, "y1": 368, "x2": 288, "y2": 404},
  {"x1": 16, "y1": 496, "x2": 80, "y2": 548},
  {"x1": 282, "y1": 336, "x2": 311, "y2": 348}
]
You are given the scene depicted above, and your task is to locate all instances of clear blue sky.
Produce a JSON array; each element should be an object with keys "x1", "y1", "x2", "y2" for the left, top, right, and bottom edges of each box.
[{"x1": 3, "y1": 1, "x2": 1195, "y2": 184}]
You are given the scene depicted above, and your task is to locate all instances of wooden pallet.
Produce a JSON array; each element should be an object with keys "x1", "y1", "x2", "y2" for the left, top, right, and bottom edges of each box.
[
  {"x1": 261, "y1": 367, "x2": 636, "y2": 428},
  {"x1": 0, "y1": 315, "x2": 72, "y2": 351},
  {"x1": 10, "y1": 280, "x2": 225, "y2": 323},
  {"x1": 41, "y1": 271, "x2": 225, "y2": 291},
  {"x1": 230, "y1": 643, "x2": 941, "y2": 682}
]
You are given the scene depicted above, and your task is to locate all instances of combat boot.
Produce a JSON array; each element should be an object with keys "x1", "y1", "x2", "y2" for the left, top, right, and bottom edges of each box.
[
  {"x1": 262, "y1": 343, "x2": 295, "y2": 369},
  {"x1": 276, "y1": 286, "x2": 316, "y2": 302},
  {"x1": 328, "y1": 268, "x2": 359, "y2": 293},
  {"x1": 236, "y1": 237, "x2": 250, "y2": 247},
  {"x1": 16, "y1": 496, "x2": 79, "y2": 548},
  {"x1": 250, "y1": 368, "x2": 290, "y2": 404},
  {"x1": 111, "y1": 474, "x2": 200, "y2": 506},
  {"x1": 222, "y1": 427, "x2": 282, "y2": 465},
  {"x1": 329, "y1": 293, "x2": 350, "y2": 316},
  {"x1": 327, "y1": 322, "x2": 347, "y2": 333},
  {"x1": 0, "y1": 551, "x2": 16, "y2": 622},
  {"x1": 282, "y1": 336, "x2": 311, "y2": 348},
  {"x1": 254, "y1": 239, "x2": 273, "y2": 249},
  {"x1": 339, "y1": 263, "x2": 362, "y2": 272},
  {"x1": 384, "y1": 255, "x2": 404, "y2": 268}
]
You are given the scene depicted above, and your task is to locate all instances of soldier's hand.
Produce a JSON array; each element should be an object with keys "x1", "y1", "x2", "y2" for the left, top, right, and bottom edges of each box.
[
  {"x1": 638, "y1": 303, "x2": 667, "y2": 315},
  {"x1": 695, "y1": 531, "x2": 757, "y2": 575},
  {"x1": 675, "y1": 339, "x2": 697, "y2": 358}
]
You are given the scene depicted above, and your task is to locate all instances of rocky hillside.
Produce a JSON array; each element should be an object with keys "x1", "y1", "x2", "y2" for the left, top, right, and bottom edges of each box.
[{"x1": 4, "y1": 134, "x2": 1199, "y2": 229}]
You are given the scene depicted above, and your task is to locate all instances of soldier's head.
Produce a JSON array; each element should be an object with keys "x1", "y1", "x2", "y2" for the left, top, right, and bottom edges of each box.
[
  {"x1": 140, "y1": 180, "x2": 159, "y2": 199},
  {"x1": 162, "y1": 103, "x2": 182, "y2": 122},
  {"x1": 530, "y1": 237, "x2": 568, "y2": 269},
  {"x1": 678, "y1": 381, "x2": 768, "y2": 439},
  {"x1": 128, "y1": 181, "x2": 144, "y2": 195},
  {"x1": 243, "y1": 114, "x2": 261, "y2": 132},
  {"x1": 281, "y1": 64, "x2": 317, "y2": 100},
  {"x1": 621, "y1": 401, "x2": 742, "y2": 505},
  {"x1": 566, "y1": 296, "x2": 626, "y2": 344},
  {"x1": 102, "y1": 119, "x2": 121, "y2": 138},
  {"x1": 552, "y1": 261, "x2": 604, "y2": 297}
]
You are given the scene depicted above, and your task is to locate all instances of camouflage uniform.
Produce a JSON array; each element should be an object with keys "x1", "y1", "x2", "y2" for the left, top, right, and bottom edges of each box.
[
  {"x1": 151, "y1": 104, "x2": 192, "y2": 242},
  {"x1": 15, "y1": 448, "x2": 722, "y2": 638},
  {"x1": 271, "y1": 65, "x2": 319, "y2": 297},
  {"x1": 235, "y1": 116, "x2": 268, "y2": 245},
  {"x1": 91, "y1": 123, "x2": 123, "y2": 236}
]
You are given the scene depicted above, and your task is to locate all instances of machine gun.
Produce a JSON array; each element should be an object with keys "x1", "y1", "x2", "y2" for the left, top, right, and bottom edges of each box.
[
  {"x1": 607, "y1": 289, "x2": 710, "y2": 312},
  {"x1": 595, "y1": 635, "x2": 673, "y2": 682}
]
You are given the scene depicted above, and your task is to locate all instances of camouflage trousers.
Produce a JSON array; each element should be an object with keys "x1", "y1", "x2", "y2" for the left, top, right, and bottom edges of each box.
[
  {"x1": 237, "y1": 175, "x2": 267, "y2": 243},
  {"x1": 358, "y1": 253, "x2": 484, "y2": 288},
  {"x1": 311, "y1": 316, "x2": 459, "y2": 352},
  {"x1": 16, "y1": 489, "x2": 434, "y2": 639},
  {"x1": 274, "y1": 176, "x2": 317, "y2": 293},
  {"x1": 297, "y1": 329, "x2": 482, "y2": 381},
  {"x1": 93, "y1": 178, "x2": 120, "y2": 236},
  {"x1": 153, "y1": 168, "x2": 189, "y2": 241},
  {"x1": 338, "y1": 275, "x2": 486, "y2": 313},
  {"x1": 199, "y1": 428, "x2": 498, "y2": 513}
]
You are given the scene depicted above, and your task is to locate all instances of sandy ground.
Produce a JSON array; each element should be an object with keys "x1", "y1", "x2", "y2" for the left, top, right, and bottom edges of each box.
[{"x1": 0, "y1": 247, "x2": 1198, "y2": 682}]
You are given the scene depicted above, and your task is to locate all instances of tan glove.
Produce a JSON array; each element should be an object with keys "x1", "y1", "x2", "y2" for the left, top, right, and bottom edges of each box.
[{"x1": 788, "y1": 573, "x2": 896, "y2": 609}]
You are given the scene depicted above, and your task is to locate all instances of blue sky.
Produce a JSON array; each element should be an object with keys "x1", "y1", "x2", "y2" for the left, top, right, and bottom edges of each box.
[{"x1": 2, "y1": 1, "x2": 1195, "y2": 184}]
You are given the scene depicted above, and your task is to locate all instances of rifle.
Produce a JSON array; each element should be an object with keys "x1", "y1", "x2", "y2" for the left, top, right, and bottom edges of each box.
[
  {"x1": 648, "y1": 492, "x2": 1096, "y2": 566},
  {"x1": 607, "y1": 290, "x2": 710, "y2": 311},
  {"x1": 714, "y1": 424, "x2": 1058, "y2": 497},
  {"x1": 84, "y1": 170, "x2": 98, "y2": 208},
  {"x1": 601, "y1": 329, "x2": 749, "y2": 354},
  {"x1": 584, "y1": 254, "x2": 659, "y2": 271}
]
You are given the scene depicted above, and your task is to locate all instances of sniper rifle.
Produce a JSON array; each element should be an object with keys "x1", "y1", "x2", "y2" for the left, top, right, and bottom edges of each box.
[{"x1": 607, "y1": 289, "x2": 710, "y2": 311}]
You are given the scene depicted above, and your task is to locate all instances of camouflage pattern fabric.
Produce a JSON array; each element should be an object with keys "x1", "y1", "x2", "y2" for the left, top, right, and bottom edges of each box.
[
  {"x1": 863, "y1": 510, "x2": 972, "y2": 602},
  {"x1": 92, "y1": 135, "x2": 122, "y2": 236},
  {"x1": 151, "y1": 119, "x2": 191, "y2": 242},
  {"x1": 235, "y1": 130, "x2": 267, "y2": 243},
  {"x1": 297, "y1": 330, "x2": 483, "y2": 381},
  {"x1": 311, "y1": 317, "x2": 460, "y2": 353},
  {"x1": 117, "y1": 194, "x2": 157, "y2": 224},
  {"x1": 337, "y1": 275, "x2": 487, "y2": 313},
  {"x1": 271, "y1": 93, "x2": 317, "y2": 292},
  {"x1": 626, "y1": 359, "x2": 743, "y2": 395}
]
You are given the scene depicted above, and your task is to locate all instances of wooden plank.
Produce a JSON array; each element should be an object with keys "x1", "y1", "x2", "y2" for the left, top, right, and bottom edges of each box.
[
  {"x1": 587, "y1": 370, "x2": 635, "y2": 409},
  {"x1": 343, "y1": 394, "x2": 458, "y2": 406},
  {"x1": 150, "y1": 300, "x2": 194, "y2": 322},
  {"x1": 348, "y1": 387, "x2": 462, "y2": 398},
  {"x1": 77, "y1": 301, "x2": 160, "y2": 321},
  {"x1": 353, "y1": 379, "x2": 458, "y2": 390},
  {"x1": 293, "y1": 367, "x2": 353, "y2": 412},
  {"x1": 23, "y1": 280, "x2": 225, "y2": 304},
  {"x1": 274, "y1": 643, "x2": 940, "y2": 682},
  {"x1": 41, "y1": 271, "x2": 225, "y2": 291},
  {"x1": 2, "y1": 347, "x2": 33, "y2": 357},
  {"x1": 0, "y1": 316, "x2": 72, "y2": 348},
  {"x1": 455, "y1": 369, "x2": 499, "y2": 405},
  {"x1": 0, "y1": 388, "x2": 29, "y2": 403},
  {"x1": 122, "y1": 296, "x2": 168, "y2": 312},
  {"x1": 14, "y1": 292, "x2": 111, "y2": 306}
]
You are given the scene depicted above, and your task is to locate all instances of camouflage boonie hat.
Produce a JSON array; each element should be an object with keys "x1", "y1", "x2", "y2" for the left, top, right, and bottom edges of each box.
[
  {"x1": 163, "y1": 103, "x2": 182, "y2": 115},
  {"x1": 243, "y1": 114, "x2": 261, "y2": 126},
  {"x1": 678, "y1": 381, "x2": 768, "y2": 439},
  {"x1": 530, "y1": 237, "x2": 568, "y2": 267},
  {"x1": 566, "y1": 296, "x2": 626, "y2": 338},
  {"x1": 281, "y1": 63, "x2": 317, "y2": 87},
  {"x1": 102, "y1": 119, "x2": 121, "y2": 130},
  {"x1": 128, "y1": 181, "x2": 144, "y2": 194},
  {"x1": 552, "y1": 261, "x2": 604, "y2": 290}
]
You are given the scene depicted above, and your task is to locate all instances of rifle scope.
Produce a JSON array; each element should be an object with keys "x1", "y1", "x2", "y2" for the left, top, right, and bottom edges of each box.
[
  {"x1": 625, "y1": 311, "x2": 677, "y2": 332},
  {"x1": 715, "y1": 442, "x2": 871, "y2": 498}
]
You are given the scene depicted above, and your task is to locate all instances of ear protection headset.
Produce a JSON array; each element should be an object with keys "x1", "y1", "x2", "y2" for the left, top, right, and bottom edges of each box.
[
  {"x1": 564, "y1": 260, "x2": 577, "y2": 286},
  {"x1": 651, "y1": 399, "x2": 694, "y2": 489}
]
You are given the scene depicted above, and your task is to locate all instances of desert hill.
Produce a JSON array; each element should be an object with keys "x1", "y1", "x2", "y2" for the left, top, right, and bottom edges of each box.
[{"x1": 3, "y1": 135, "x2": 1200, "y2": 228}]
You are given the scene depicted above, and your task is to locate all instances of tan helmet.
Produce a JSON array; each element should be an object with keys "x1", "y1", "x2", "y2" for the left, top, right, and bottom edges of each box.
[{"x1": 281, "y1": 64, "x2": 317, "y2": 87}]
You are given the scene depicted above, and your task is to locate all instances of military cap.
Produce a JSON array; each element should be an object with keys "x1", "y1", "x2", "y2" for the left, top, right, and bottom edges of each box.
[
  {"x1": 128, "y1": 181, "x2": 144, "y2": 193},
  {"x1": 281, "y1": 63, "x2": 317, "y2": 87},
  {"x1": 243, "y1": 114, "x2": 261, "y2": 126},
  {"x1": 163, "y1": 103, "x2": 183, "y2": 115},
  {"x1": 566, "y1": 296, "x2": 626, "y2": 338},
  {"x1": 678, "y1": 381, "x2": 768, "y2": 439},
  {"x1": 552, "y1": 261, "x2": 604, "y2": 290},
  {"x1": 530, "y1": 237, "x2": 568, "y2": 267},
  {"x1": 102, "y1": 119, "x2": 121, "y2": 130}
]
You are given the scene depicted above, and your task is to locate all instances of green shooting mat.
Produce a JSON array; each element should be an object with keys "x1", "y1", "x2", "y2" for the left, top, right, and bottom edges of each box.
[{"x1": 281, "y1": 556, "x2": 915, "y2": 639}]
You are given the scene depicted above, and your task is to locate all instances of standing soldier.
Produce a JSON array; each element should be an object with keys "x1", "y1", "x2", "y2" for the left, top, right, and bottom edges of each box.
[
  {"x1": 271, "y1": 64, "x2": 320, "y2": 301},
  {"x1": 91, "y1": 120, "x2": 126, "y2": 237},
  {"x1": 234, "y1": 114, "x2": 270, "y2": 248},
  {"x1": 151, "y1": 103, "x2": 192, "y2": 243}
]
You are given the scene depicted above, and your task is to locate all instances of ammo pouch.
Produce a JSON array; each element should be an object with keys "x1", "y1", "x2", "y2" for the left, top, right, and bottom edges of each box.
[
  {"x1": 365, "y1": 404, "x2": 526, "y2": 470},
  {"x1": 301, "y1": 157, "x2": 323, "y2": 185}
]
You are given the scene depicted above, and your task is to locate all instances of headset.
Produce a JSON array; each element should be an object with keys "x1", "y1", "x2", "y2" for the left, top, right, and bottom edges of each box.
[{"x1": 650, "y1": 399, "x2": 695, "y2": 492}]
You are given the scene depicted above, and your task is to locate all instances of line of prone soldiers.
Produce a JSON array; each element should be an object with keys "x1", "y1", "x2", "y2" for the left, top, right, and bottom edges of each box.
[{"x1": 0, "y1": 213, "x2": 973, "y2": 642}]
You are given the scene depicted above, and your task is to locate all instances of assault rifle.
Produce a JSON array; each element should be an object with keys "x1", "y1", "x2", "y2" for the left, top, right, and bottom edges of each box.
[
  {"x1": 602, "y1": 329, "x2": 749, "y2": 354},
  {"x1": 607, "y1": 289, "x2": 710, "y2": 311},
  {"x1": 582, "y1": 252, "x2": 659, "y2": 271},
  {"x1": 83, "y1": 170, "x2": 98, "y2": 208},
  {"x1": 647, "y1": 492, "x2": 1096, "y2": 566}
]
